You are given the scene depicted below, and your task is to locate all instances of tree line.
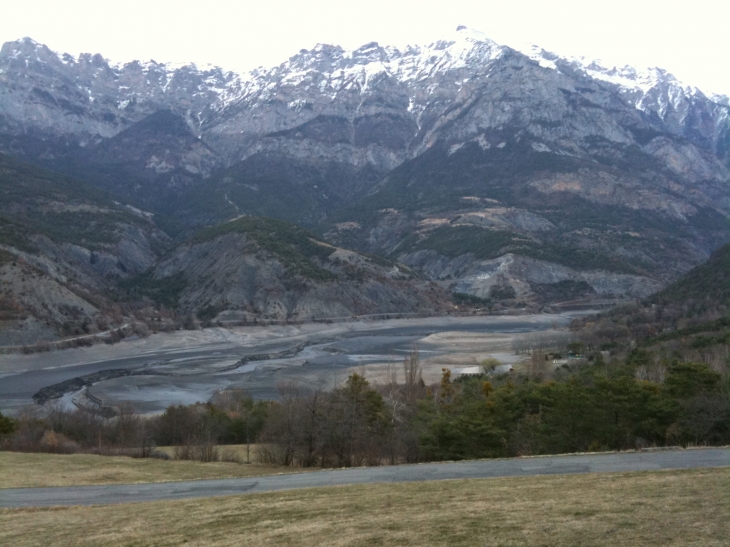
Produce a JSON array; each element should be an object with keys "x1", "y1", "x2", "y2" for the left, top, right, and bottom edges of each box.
[{"x1": 1, "y1": 346, "x2": 728, "y2": 465}]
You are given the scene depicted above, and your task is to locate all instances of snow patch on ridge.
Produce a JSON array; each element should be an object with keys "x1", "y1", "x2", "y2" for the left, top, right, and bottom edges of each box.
[{"x1": 519, "y1": 43, "x2": 729, "y2": 125}]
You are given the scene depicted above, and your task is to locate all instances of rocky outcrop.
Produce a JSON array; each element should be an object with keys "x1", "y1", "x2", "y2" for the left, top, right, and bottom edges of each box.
[
  {"x1": 0, "y1": 154, "x2": 170, "y2": 344},
  {"x1": 147, "y1": 218, "x2": 450, "y2": 322},
  {"x1": 400, "y1": 250, "x2": 662, "y2": 304},
  {"x1": 524, "y1": 46, "x2": 730, "y2": 160}
]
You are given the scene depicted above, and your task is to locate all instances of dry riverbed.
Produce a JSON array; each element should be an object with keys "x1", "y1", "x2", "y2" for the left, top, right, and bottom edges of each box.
[
  {"x1": 349, "y1": 330, "x2": 528, "y2": 384},
  {"x1": 0, "y1": 313, "x2": 584, "y2": 414}
]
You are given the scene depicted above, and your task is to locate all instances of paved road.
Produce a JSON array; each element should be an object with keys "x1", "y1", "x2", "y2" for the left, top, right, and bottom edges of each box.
[{"x1": 1, "y1": 448, "x2": 727, "y2": 508}]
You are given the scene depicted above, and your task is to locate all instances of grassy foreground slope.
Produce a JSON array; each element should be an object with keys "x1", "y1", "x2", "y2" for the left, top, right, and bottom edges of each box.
[
  {"x1": 0, "y1": 450, "x2": 301, "y2": 489},
  {"x1": 1, "y1": 468, "x2": 728, "y2": 547}
]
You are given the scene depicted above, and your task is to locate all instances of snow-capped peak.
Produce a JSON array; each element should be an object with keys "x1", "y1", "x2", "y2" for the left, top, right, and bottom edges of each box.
[
  {"x1": 517, "y1": 43, "x2": 727, "y2": 123},
  {"x1": 2, "y1": 30, "x2": 726, "y2": 139},
  {"x1": 521, "y1": 43, "x2": 705, "y2": 96},
  {"x1": 453, "y1": 25, "x2": 493, "y2": 43},
  {"x1": 220, "y1": 27, "x2": 505, "y2": 110}
]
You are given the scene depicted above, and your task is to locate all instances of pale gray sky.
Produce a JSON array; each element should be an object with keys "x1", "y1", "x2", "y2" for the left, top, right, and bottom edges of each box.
[{"x1": 2, "y1": 0, "x2": 729, "y2": 95}]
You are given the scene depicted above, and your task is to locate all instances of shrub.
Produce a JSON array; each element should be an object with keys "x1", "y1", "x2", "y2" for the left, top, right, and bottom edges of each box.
[{"x1": 0, "y1": 411, "x2": 17, "y2": 436}]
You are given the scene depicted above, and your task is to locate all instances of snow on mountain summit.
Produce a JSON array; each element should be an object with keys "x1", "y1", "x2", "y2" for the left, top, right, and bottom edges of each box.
[
  {"x1": 206, "y1": 25, "x2": 507, "y2": 126},
  {"x1": 244, "y1": 25, "x2": 504, "y2": 90},
  {"x1": 516, "y1": 42, "x2": 730, "y2": 153},
  {"x1": 1, "y1": 29, "x2": 727, "y2": 156}
]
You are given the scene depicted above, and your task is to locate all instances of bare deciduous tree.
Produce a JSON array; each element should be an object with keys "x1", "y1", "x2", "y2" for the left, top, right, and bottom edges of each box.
[
  {"x1": 528, "y1": 351, "x2": 550, "y2": 381},
  {"x1": 403, "y1": 348, "x2": 423, "y2": 409}
]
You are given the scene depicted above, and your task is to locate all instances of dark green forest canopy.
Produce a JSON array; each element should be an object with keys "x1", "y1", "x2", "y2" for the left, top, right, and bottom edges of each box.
[{"x1": 0, "y1": 153, "x2": 116, "y2": 205}]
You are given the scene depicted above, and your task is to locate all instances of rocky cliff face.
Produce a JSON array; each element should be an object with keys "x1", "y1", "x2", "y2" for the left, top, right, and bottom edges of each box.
[
  {"x1": 144, "y1": 217, "x2": 449, "y2": 322},
  {"x1": 524, "y1": 46, "x2": 730, "y2": 160},
  {"x1": 0, "y1": 38, "x2": 235, "y2": 141},
  {"x1": 399, "y1": 250, "x2": 662, "y2": 305},
  {"x1": 0, "y1": 29, "x2": 728, "y2": 309},
  {"x1": 2, "y1": 29, "x2": 727, "y2": 219},
  {"x1": 0, "y1": 154, "x2": 170, "y2": 344}
]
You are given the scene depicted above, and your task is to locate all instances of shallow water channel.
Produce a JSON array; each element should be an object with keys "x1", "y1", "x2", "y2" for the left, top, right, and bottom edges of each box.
[{"x1": 0, "y1": 313, "x2": 584, "y2": 414}]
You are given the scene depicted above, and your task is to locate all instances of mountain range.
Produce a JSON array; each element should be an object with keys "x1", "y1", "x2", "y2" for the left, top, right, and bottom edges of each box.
[{"x1": 0, "y1": 27, "x2": 727, "y2": 343}]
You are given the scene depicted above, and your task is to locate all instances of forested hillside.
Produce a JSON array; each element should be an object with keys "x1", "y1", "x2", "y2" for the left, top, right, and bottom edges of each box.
[
  {"x1": 578, "y1": 242, "x2": 730, "y2": 351},
  {"x1": 124, "y1": 216, "x2": 450, "y2": 323},
  {"x1": 0, "y1": 154, "x2": 170, "y2": 345}
]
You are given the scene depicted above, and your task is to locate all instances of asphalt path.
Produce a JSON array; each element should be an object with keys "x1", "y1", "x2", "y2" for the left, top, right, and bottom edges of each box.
[{"x1": 1, "y1": 448, "x2": 727, "y2": 508}]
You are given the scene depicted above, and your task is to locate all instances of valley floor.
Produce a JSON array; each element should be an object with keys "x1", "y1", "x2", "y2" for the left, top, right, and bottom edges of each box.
[{"x1": 0, "y1": 312, "x2": 587, "y2": 414}]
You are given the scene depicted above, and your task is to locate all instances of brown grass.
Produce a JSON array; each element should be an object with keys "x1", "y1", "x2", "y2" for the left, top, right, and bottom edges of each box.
[
  {"x1": 154, "y1": 443, "x2": 263, "y2": 463},
  {"x1": 0, "y1": 449, "x2": 303, "y2": 488},
  {"x1": 1, "y1": 467, "x2": 728, "y2": 546}
]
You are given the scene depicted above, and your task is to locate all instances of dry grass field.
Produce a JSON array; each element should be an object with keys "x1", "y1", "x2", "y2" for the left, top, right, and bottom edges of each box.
[
  {"x1": 0, "y1": 448, "x2": 301, "y2": 488},
  {"x1": 1, "y1": 467, "x2": 728, "y2": 547}
]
